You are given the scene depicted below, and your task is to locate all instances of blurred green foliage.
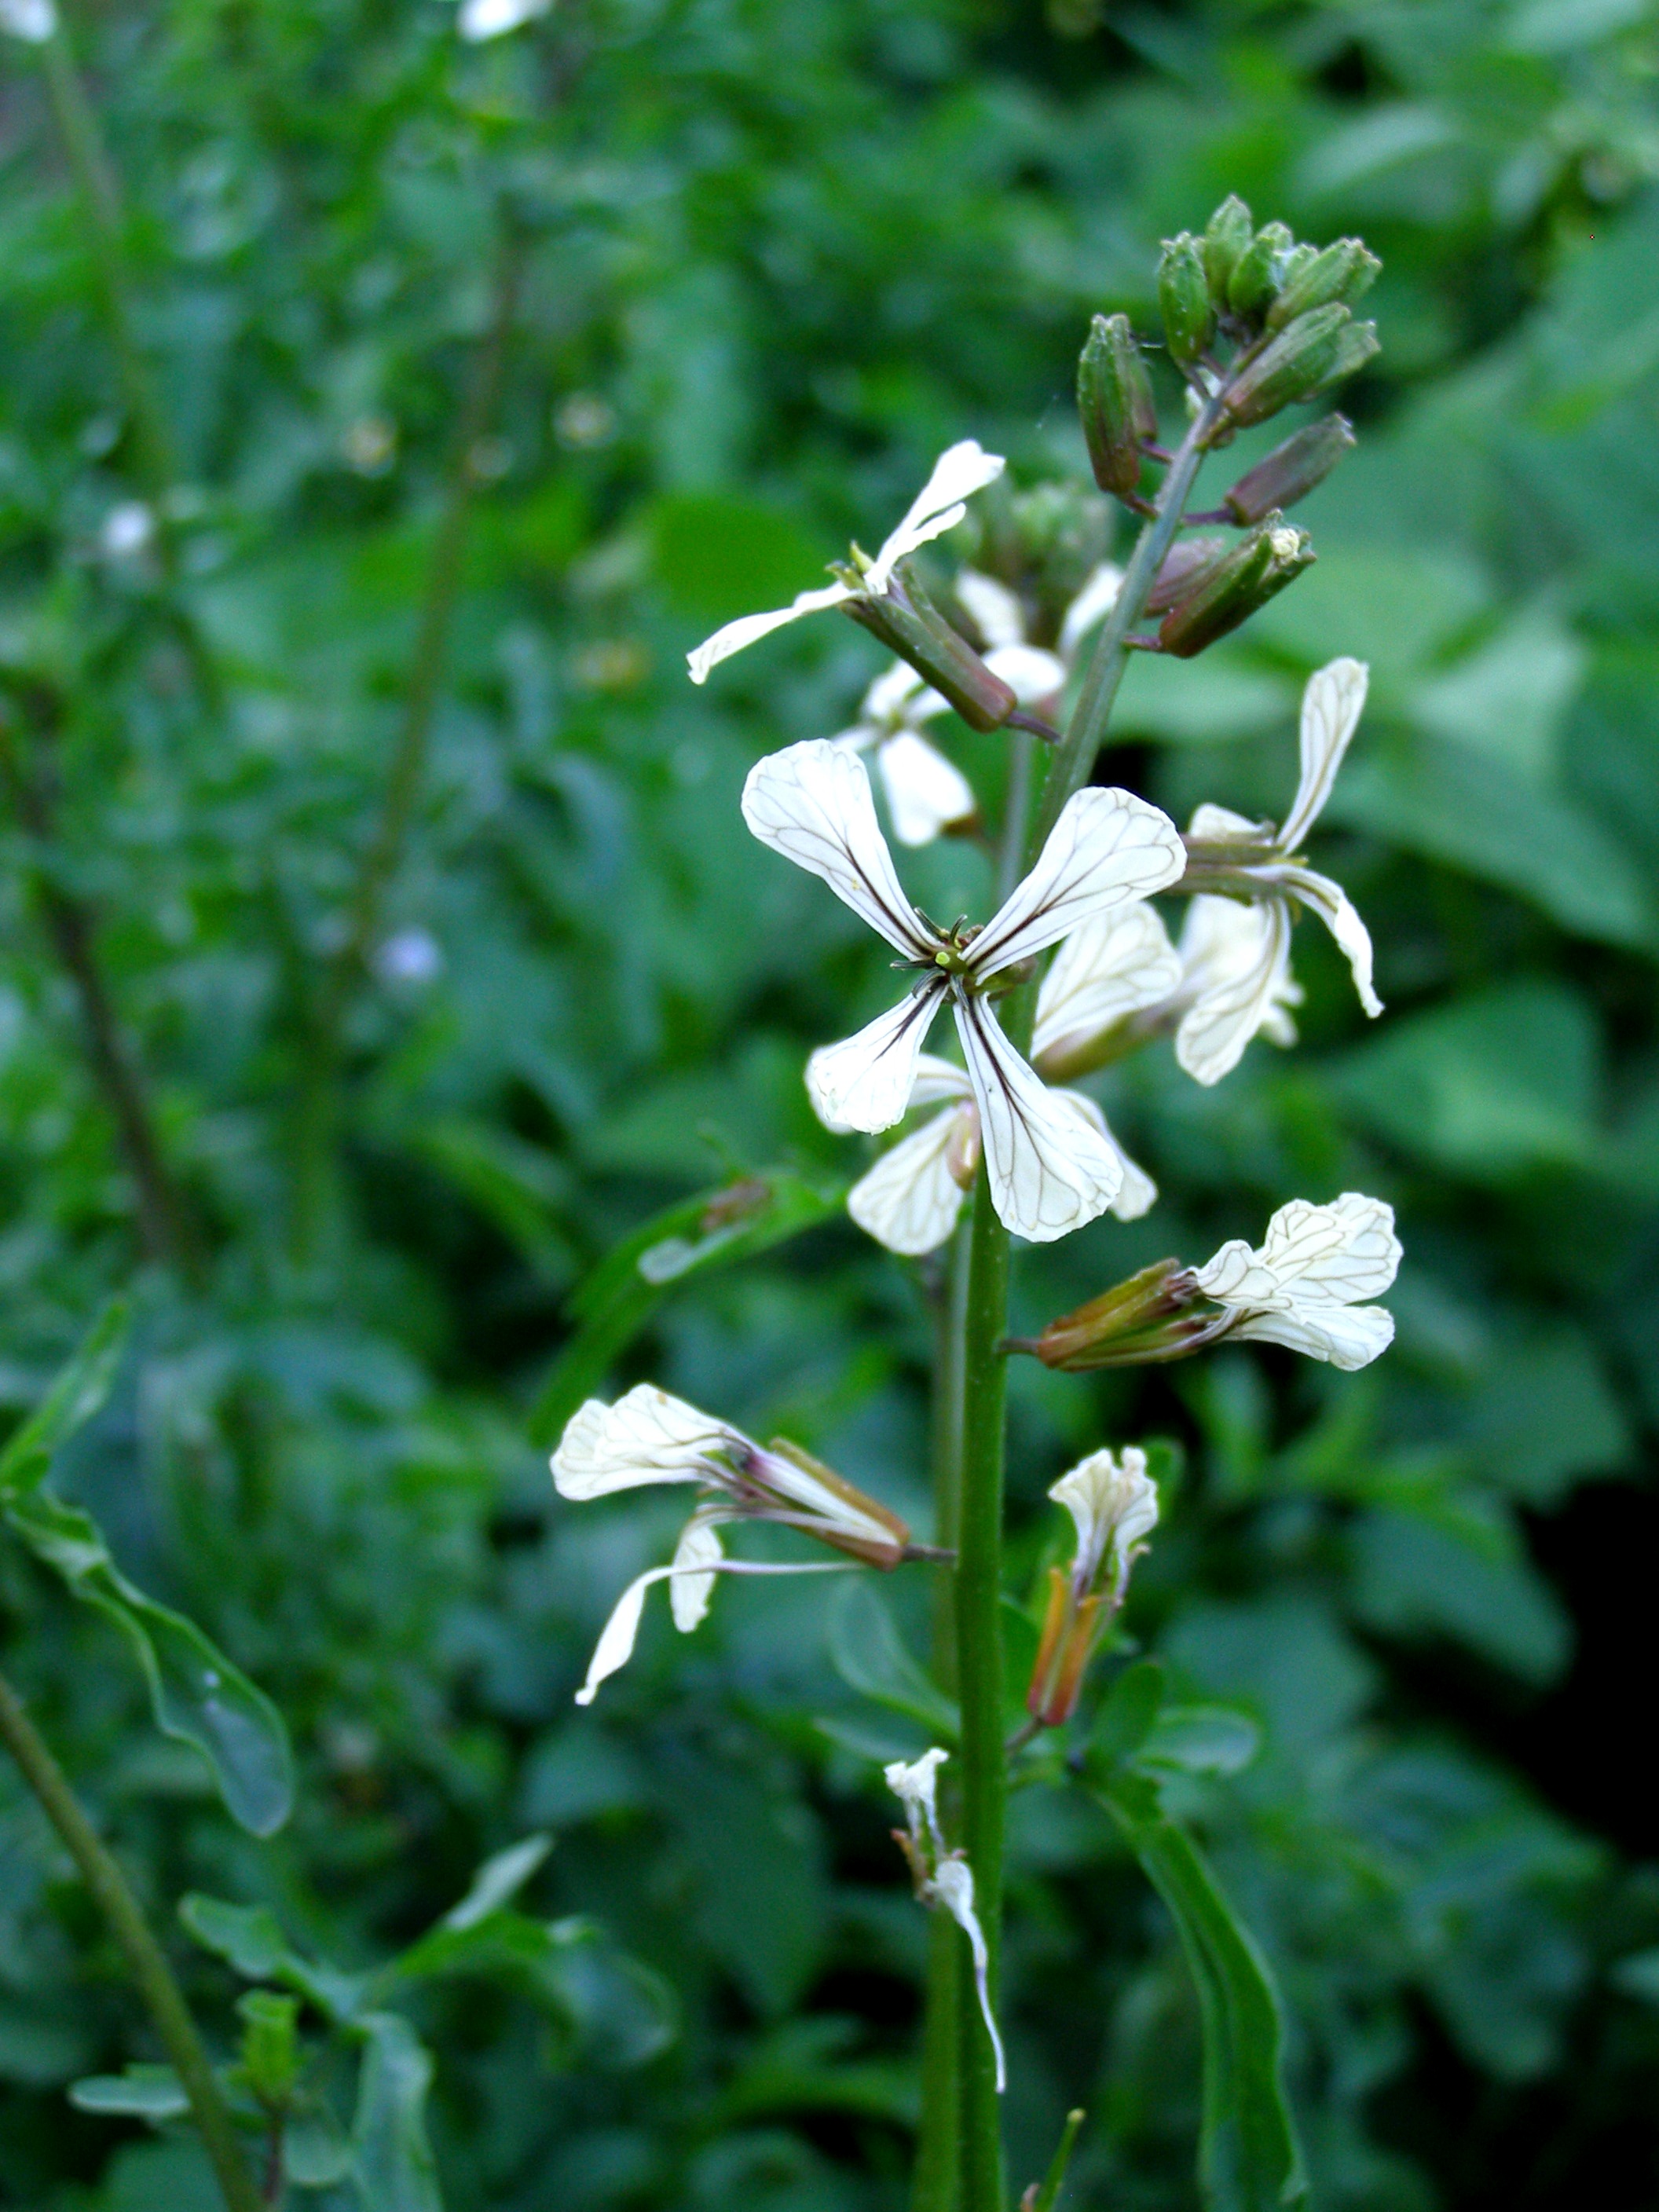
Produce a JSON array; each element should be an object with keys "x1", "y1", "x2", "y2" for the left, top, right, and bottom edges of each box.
[{"x1": 2, "y1": 0, "x2": 1658, "y2": 2205}]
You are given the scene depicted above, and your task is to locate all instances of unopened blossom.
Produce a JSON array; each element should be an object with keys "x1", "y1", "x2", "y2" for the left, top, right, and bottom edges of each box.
[
  {"x1": 687, "y1": 442, "x2": 1005, "y2": 684},
  {"x1": 840, "y1": 1053, "x2": 1155, "y2": 1258},
  {"x1": 1191, "y1": 1190, "x2": 1401, "y2": 1368},
  {"x1": 1175, "y1": 657, "x2": 1380, "y2": 1084},
  {"x1": 885, "y1": 1749, "x2": 1005, "y2": 2094},
  {"x1": 1027, "y1": 1447, "x2": 1159, "y2": 1726},
  {"x1": 457, "y1": 0, "x2": 551, "y2": 37},
  {"x1": 554, "y1": 1386, "x2": 911, "y2": 1705},
  {"x1": 743, "y1": 739, "x2": 1184, "y2": 1241}
]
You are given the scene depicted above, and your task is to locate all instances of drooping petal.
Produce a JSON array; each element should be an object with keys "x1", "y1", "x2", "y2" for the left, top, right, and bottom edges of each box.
[
  {"x1": 876, "y1": 732, "x2": 977, "y2": 847},
  {"x1": 668, "y1": 1513, "x2": 726, "y2": 1632},
  {"x1": 742, "y1": 740, "x2": 933, "y2": 958},
  {"x1": 868, "y1": 441, "x2": 1005, "y2": 588},
  {"x1": 806, "y1": 983, "x2": 944, "y2": 1134},
  {"x1": 1033, "y1": 904, "x2": 1182, "y2": 1067},
  {"x1": 687, "y1": 581, "x2": 855, "y2": 684},
  {"x1": 931, "y1": 1858, "x2": 1006, "y2": 2094},
  {"x1": 1227, "y1": 1300, "x2": 1395, "y2": 1370},
  {"x1": 553, "y1": 1385, "x2": 734, "y2": 1500},
  {"x1": 1280, "y1": 866, "x2": 1382, "y2": 1018},
  {"x1": 968, "y1": 788, "x2": 1185, "y2": 980},
  {"x1": 848, "y1": 1106, "x2": 972, "y2": 1256},
  {"x1": 984, "y1": 642, "x2": 1067, "y2": 705},
  {"x1": 1058, "y1": 562, "x2": 1125, "y2": 661},
  {"x1": 1051, "y1": 1090, "x2": 1158, "y2": 1221},
  {"x1": 1187, "y1": 800, "x2": 1266, "y2": 841},
  {"x1": 574, "y1": 1566, "x2": 676, "y2": 1705},
  {"x1": 1174, "y1": 897, "x2": 1297, "y2": 1086},
  {"x1": 1256, "y1": 1193, "x2": 1401, "y2": 1304},
  {"x1": 953, "y1": 993, "x2": 1122, "y2": 1242},
  {"x1": 1279, "y1": 657, "x2": 1369, "y2": 851},
  {"x1": 954, "y1": 570, "x2": 1027, "y2": 651}
]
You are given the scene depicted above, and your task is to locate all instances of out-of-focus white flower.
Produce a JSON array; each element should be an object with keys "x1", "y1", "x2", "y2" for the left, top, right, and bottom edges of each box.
[
  {"x1": 1192, "y1": 1192, "x2": 1401, "y2": 1368},
  {"x1": 0, "y1": 0, "x2": 56, "y2": 41},
  {"x1": 458, "y1": 0, "x2": 551, "y2": 40},
  {"x1": 374, "y1": 928, "x2": 443, "y2": 987},
  {"x1": 688, "y1": 442, "x2": 1005, "y2": 683},
  {"x1": 553, "y1": 1386, "x2": 910, "y2": 1704},
  {"x1": 883, "y1": 1748, "x2": 1005, "y2": 2094},
  {"x1": 1175, "y1": 658, "x2": 1379, "y2": 1084},
  {"x1": 831, "y1": 664, "x2": 976, "y2": 848},
  {"x1": 743, "y1": 739, "x2": 1182, "y2": 1241},
  {"x1": 838, "y1": 1053, "x2": 1155, "y2": 1258},
  {"x1": 100, "y1": 502, "x2": 154, "y2": 560}
]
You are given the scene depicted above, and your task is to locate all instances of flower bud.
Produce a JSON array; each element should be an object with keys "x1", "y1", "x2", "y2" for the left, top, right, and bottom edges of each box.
[
  {"x1": 1156, "y1": 512, "x2": 1314, "y2": 657},
  {"x1": 1202, "y1": 195, "x2": 1254, "y2": 306},
  {"x1": 1222, "y1": 413, "x2": 1355, "y2": 523},
  {"x1": 1144, "y1": 534, "x2": 1229, "y2": 617},
  {"x1": 1158, "y1": 233, "x2": 1214, "y2": 369},
  {"x1": 1016, "y1": 1258, "x2": 1227, "y2": 1372},
  {"x1": 1076, "y1": 313, "x2": 1157, "y2": 498},
  {"x1": 1221, "y1": 303, "x2": 1356, "y2": 427},
  {"x1": 1266, "y1": 237, "x2": 1381, "y2": 331},
  {"x1": 841, "y1": 567, "x2": 1017, "y2": 732},
  {"x1": 1226, "y1": 221, "x2": 1294, "y2": 321},
  {"x1": 236, "y1": 1991, "x2": 301, "y2": 2111}
]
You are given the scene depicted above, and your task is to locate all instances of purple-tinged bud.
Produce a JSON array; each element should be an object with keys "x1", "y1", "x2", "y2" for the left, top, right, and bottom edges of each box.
[
  {"x1": 841, "y1": 566, "x2": 1017, "y2": 732},
  {"x1": 1202, "y1": 195, "x2": 1254, "y2": 306},
  {"x1": 1156, "y1": 511, "x2": 1314, "y2": 657},
  {"x1": 1145, "y1": 534, "x2": 1229, "y2": 617},
  {"x1": 1222, "y1": 414, "x2": 1355, "y2": 524},
  {"x1": 1077, "y1": 313, "x2": 1158, "y2": 498},
  {"x1": 1226, "y1": 221, "x2": 1294, "y2": 321},
  {"x1": 1012, "y1": 1258, "x2": 1228, "y2": 1372},
  {"x1": 1266, "y1": 237, "x2": 1381, "y2": 331},
  {"x1": 1159, "y1": 233, "x2": 1214, "y2": 369},
  {"x1": 1221, "y1": 304, "x2": 1354, "y2": 427}
]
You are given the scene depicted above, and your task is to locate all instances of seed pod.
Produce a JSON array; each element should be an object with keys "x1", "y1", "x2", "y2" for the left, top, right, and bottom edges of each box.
[
  {"x1": 1076, "y1": 313, "x2": 1157, "y2": 498},
  {"x1": 1144, "y1": 534, "x2": 1230, "y2": 616},
  {"x1": 1221, "y1": 302, "x2": 1352, "y2": 427},
  {"x1": 841, "y1": 568, "x2": 1017, "y2": 731},
  {"x1": 1222, "y1": 414, "x2": 1355, "y2": 523},
  {"x1": 1202, "y1": 195, "x2": 1254, "y2": 306},
  {"x1": 1158, "y1": 233, "x2": 1215, "y2": 368},
  {"x1": 1266, "y1": 236, "x2": 1382, "y2": 331},
  {"x1": 1226, "y1": 221, "x2": 1295, "y2": 321},
  {"x1": 1157, "y1": 511, "x2": 1315, "y2": 657}
]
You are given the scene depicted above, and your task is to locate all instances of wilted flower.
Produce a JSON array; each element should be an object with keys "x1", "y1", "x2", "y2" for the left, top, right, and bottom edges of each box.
[
  {"x1": 884, "y1": 1749, "x2": 1005, "y2": 2094},
  {"x1": 1027, "y1": 1446, "x2": 1159, "y2": 1726},
  {"x1": 743, "y1": 739, "x2": 1183, "y2": 1241},
  {"x1": 553, "y1": 1386, "x2": 915, "y2": 1705}
]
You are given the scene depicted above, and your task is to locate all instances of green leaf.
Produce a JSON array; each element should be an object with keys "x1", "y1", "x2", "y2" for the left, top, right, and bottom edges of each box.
[
  {"x1": 529, "y1": 1168, "x2": 844, "y2": 1446},
  {"x1": 350, "y1": 2014, "x2": 443, "y2": 2212},
  {"x1": 412, "y1": 1121, "x2": 576, "y2": 1285},
  {"x1": 1093, "y1": 1768, "x2": 1307, "y2": 2212},
  {"x1": 0, "y1": 1302, "x2": 128, "y2": 1500},
  {"x1": 1140, "y1": 1705, "x2": 1263, "y2": 1778},
  {"x1": 178, "y1": 1895, "x2": 366, "y2": 2023},
  {"x1": 4, "y1": 1489, "x2": 292, "y2": 1837},
  {"x1": 437, "y1": 1833, "x2": 552, "y2": 1931},
  {"x1": 826, "y1": 1579, "x2": 958, "y2": 1741},
  {"x1": 1092, "y1": 1658, "x2": 1166, "y2": 1767},
  {"x1": 284, "y1": 2106, "x2": 354, "y2": 2188},
  {"x1": 69, "y1": 2064, "x2": 189, "y2": 2121}
]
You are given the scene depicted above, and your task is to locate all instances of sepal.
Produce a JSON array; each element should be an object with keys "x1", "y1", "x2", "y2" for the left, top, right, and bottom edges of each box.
[
  {"x1": 1077, "y1": 313, "x2": 1158, "y2": 498},
  {"x1": 841, "y1": 566, "x2": 1018, "y2": 732},
  {"x1": 1266, "y1": 236, "x2": 1380, "y2": 331},
  {"x1": 1158, "y1": 233, "x2": 1214, "y2": 369},
  {"x1": 1017, "y1": 1257, "x2": 1228, "y2": 1371},
  {"x1": 1201, "y1": 195, "x2": 1254, "y2": 305}
]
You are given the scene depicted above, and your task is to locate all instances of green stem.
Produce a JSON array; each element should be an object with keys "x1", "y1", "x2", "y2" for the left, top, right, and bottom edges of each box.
[{"x1": 0, "y1": 1668, "x2": 262, "y2": 2212}]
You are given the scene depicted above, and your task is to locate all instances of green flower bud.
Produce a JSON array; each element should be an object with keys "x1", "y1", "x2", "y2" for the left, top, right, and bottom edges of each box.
[
  {"x1": 236, "y1": 1991, "x2": 301, "y2": 2111},
  {"x1": 1222, "y1": 413, "x2": 1355, "y2": 523},
  {"x1": 1226, "y1": 221, "x2": 1294, "y2": 320},
  {"x1": 1158, "y1": 233, "x2": 1215, "y2": 368},
  {"x1": 1221, "y1": 303, "x2": 1352, "y2": 427},
  {"x1": 1265, "y1": 236, "x2": 1382, "y2": 331},
  {"x1": 1076, "y1": 313, "x2": 1157, "y2": 498},
  {"x1": 1156, "y1": 511, "x2": 1315, "y2": 657},
  {"x1": 840, "y1": 566, "x2": 1017, "y2": 732},
  {"x1": 1202, "y1": 195, "x2": 1254, "y2": 305}
]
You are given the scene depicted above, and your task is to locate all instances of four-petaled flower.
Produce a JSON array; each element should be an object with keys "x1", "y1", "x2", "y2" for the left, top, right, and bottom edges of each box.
[
  {"x1": 1190, "y1": 1190, "x2": 1401, "y2": 1368},
  {"x1": 743, "y1": 739, "x2": 1184, "y2": 1242},
  {"x1": 687, "y1": 441, "x2": 1005, "y2": 684},
  {"x1": 1027, "y1": 1446, "x2": 1159, "y2": 1725},
  {"x1": 1175, "y1": 657, "x2": 1381, "y2": 1084},
  {"x1": 553, "y1": 1386, "x2": 911, "y2": 1705}
]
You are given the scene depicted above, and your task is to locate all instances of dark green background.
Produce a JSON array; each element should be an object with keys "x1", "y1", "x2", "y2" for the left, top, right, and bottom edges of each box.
[{"x1": 2, "y1": 1, "x2": 1658, "y2": 2204}]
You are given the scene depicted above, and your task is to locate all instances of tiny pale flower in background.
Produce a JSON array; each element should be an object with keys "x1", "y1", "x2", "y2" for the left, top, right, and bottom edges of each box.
[
  {"x1": 1027, "y1": 1447, "x2": 1159, "y2": 1725},
  {"x1": 457, "y1": 0, "x2": 551, "y2": 38},
  {"x1": 0, "y1": 0, "x2": 55, "y2": 38},
  {"x1": 743, "y1": 738, "x2": 1182, "y2": 1242},
  {"x1": 884, "y1": 1749, "x2": 1005, "y2": 2094},
  {"x1": 553, "y1": 1386, "x2": 914, "y2": 1704},
  {"x1": 1190, "y1": 1190, "x2": 1401, "y2": 1368}
]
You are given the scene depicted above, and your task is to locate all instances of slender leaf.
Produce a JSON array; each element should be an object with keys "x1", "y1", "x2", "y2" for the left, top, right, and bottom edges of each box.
[
  {"x1": 438, "y1": 1834, "x2": 552, "y2": 1930},
  {"x1": 350, "y1": 2013, "x2": 443, "y2": 2212},
  {"x1": 69, "y1": 2064, "x2": 189, "y2": 2121},
  {"x1": 827, "y1": 1579, "x2": 958, "y2": 1740},
  {"x1": 0, "y1": 1302, "x2": 128, "y2": 1500}
]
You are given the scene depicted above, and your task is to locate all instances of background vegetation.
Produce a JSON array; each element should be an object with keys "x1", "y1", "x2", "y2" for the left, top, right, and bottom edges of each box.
[{"x1": 2, "y1": 1, "x2": 1658, "y2": 2205}]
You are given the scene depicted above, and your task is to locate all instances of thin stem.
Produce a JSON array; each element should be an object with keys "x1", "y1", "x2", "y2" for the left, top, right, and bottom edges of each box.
[{"x1": 0, "y1": 1668, "x2": 262, "y2": 2212}]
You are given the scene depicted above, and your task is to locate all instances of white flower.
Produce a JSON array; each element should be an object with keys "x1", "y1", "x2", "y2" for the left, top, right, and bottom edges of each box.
[
  {"x1": 100, "y1": 502, "x2": 155, "y2": 561},
  {"x1": 1031, "y1": 903, "x2": 1184, "y2": 1077},
  {"x1": 883, "y1": 1749, "x2": 1005, "y2": 2095},
  {"x1": 1192, "y1": 1192, "x2": 1401, "y2": 1370},
  {"x1": 832, "y1": 665, "x2": 977, "y2": 847},
  {"x1": 687, "y1": 442, "x2": 1005, "y2": 683},
  {"x1": 841, "y1": 1053, "x2": 1155, "y2": 1258},
  {"x1": 743, "y1": 739, "x2": 1184, "y2": 1241},
  {"x1": 0, "y1": 0, "x2": 54, "y2": 37},
  {"x1": 1176, "y1": 658, "x2": 1380, "y2": 1085},
  {"x1": 457, "y1": 0, "x2": 551, "y2": 38},
  {"x1": 1049, "y1": 1445, "x2": 1159, "y2": 1604},
  {"x1": 553, "y1": 1386, "x2": 909, "y2": 1704},
  {"x1": 884, "y1": 1745, "x2": 949, "y2": 1861},
  {"x1": 956, "y1": 559, "x2": 1125, "y2": 679}
]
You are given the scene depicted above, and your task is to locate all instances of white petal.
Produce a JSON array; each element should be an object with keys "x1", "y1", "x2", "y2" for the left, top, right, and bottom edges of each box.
[
  {"x1": 932, "y1": 1858, "x2": 1005, "y2": 2094},
  {"x1": 1258, "y1": 1193, "x2": 1401, "y2": 1304},
  {"x1": 954, "y1": 994, "x2": 1121, "y2": 1243},
  {"x1": 954, "y1": 570, "x2": 1027, "y2": 651},
  {"x1": 909, "y1": 1053, "x2": 974, "y2": 1108},
  {"x1": 984, "y1": 642, "x2": 1067, "y2": 705},
  {"x1": 668, "y1": 1514, "x2": 724, "y2": 1632},
  {"x1": 884, "y1": 1744, "x2": 950, "y2": 1857},
  {"x1": 848, "y1": 1107, "x2": 972, "y2": 1256},
  {"x1": 1048, "y1": 1089, "x2": 1157, "y2": 1220},
  {"x1": 1280, "y1": 866, "x2": 1382, "y2": 1018},
  {"x1": 553, "y1": 1385, "x2": 734, "y2": 1500},
  {"x1": 877, "y1": 732, "x2": 977, "y2": 846},
  {"x1": 1058, "y1": 562, "x2": 1124, "y2": 662},
  {"x1": 574, "y1": 1566, "x2": 676, "y2": 1705},
  {"x1": 969, "y1": 788, "x2": 1185, "y2": 979},
  {"x1": 687, "y1": 581, "x2": 854, "y2": 684},
  {"x1": 1049, "y1": 1446, "x2": 1158, "y2": 1586},
  {"x1": 862, "y1": 660, "x2": 947, "y2": 728},
  {"x1": 1174, "y1": 898, "x2": 1295, "y2": 1086},
  {"x1": 807, "y1": 985, "x2": 943, "y2": 1134},
  {"x1": 1190, "y1": 1237, "x2": 1259, "y2": 1304},
  {"x1": 1228, "y1": 1302, "x2": 1395, "y2": 1370},
  {"x1": 1280, "y1": 657, "x2": 1369, "y2": 851},
  {"x1": 1187, "y1": 800, "x2": 1262, "y2": 840},
  {"x1": 742, "y1": 740, "x2": 932, "y2": 958},
  {"x1": 1033, "y1": 904, "x2": 1181, "y2": 1066},
  {"x1": 869, "y1": 441, "x2": 1005, "y2": 586}
]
